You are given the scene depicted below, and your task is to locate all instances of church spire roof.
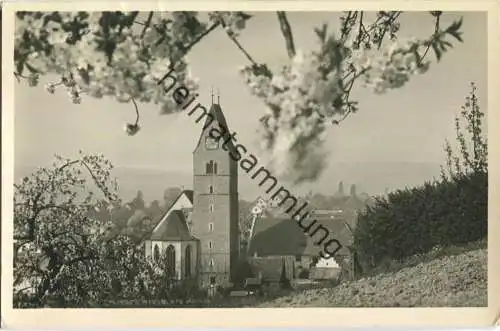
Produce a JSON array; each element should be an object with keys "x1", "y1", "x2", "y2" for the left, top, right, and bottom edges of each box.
[
  {"x1": 210, "y1": 87, "x2": 221, "y2": 106},
  {"x1": 192, "y1": 93, "x2": 236, "y2": 154}
]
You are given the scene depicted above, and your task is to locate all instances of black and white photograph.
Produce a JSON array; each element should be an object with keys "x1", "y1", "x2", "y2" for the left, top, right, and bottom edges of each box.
[{"x1": 2, "y1": 2, "x2": 499, "y2": 327}]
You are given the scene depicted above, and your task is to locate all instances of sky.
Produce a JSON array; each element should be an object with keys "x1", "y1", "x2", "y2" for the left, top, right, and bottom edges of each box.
[{"x1": 14, "y1": 11, "x2": 488, "y2": 201}]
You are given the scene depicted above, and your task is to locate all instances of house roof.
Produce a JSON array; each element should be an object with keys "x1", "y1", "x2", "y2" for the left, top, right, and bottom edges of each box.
[
  {"x1": 308, "y1": 215, "x2": 356, "y2": 254},
  {"x1": 247, "y1": 213, "x2": 355, "y2": 258},
  {"x1": 248, "y1": 217, "x2": 310, "y2": 257},
  {"x1": 150, "y1": 210, "x2": 194, "y2": 241}
]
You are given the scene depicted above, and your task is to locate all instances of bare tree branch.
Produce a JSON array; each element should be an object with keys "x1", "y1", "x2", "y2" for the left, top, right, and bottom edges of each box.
[
  {"x1": 376, "y1": 11, "x2": 402, "y2": 50},
  {"x1": 226, "y1": 34, "x2": 258, "y2": 66},
  {"x1": 140, "y1": 12, "x2": 154, "y2": 39},
  {"x1": 219, "y1": 18, "x2": 258, "y2": 66},
  {"x1": 131, "y1": 97, "x2": 140, "y2": 125},
  {"x1": 276, "y1": 12, "x2": 296, "y2": 58},
  {"x1": 157, "y1": 21, "x2": 221, "y2": 85},
  {"x1": 419, "y1": 12, "x2": 442, "y2": 65}
]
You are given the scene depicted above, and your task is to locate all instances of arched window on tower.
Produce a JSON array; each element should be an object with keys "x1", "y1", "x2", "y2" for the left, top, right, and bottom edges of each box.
[
  {"x1": 213, "y1": 162, "x2": 218, "y2": 174},
  {"x1": 209, "y1": 185, "x2": 213, "y2": 194},
  {"x1": 165, "y1": 245, "x2": 176, "y2": 278},
  {"x1": 185, "y1": 245, "x2": 192, "y2": 278},
  {"x1": 205, "y1": 161, "x2": 213, "y2": 174}
]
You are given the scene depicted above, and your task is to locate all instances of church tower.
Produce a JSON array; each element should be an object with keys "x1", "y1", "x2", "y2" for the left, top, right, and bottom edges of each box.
[{"x1": 191, "y1": 96, "x2": 239, "y2": 288}]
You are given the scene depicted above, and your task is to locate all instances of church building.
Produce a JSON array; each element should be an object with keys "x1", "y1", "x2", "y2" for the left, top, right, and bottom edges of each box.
[{"x1": 144, "y1": 98, "x2": 240, "y2": 289}]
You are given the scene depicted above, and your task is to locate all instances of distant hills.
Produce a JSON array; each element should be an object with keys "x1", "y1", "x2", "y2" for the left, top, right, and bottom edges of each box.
[{"x1": 14, "y1": 161, "x2": 443, "y2": 203}]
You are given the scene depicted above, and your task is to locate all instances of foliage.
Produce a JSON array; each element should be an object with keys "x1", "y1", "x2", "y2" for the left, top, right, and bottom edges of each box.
[
  {"x1": 12, "y1": 153, "x2": 198, "y2": 307},
  {"x1": 354, "y1": 172, "x2": 487, "y2": 271},
  {"x1": 145, "y1": 199, "x2": 164, "y2": 221},
  {"x1": 163, "y1": 187, "x2": 182, "y2": 209},
  {"x1": 352, "y1": 83, "x2": 487, "y2": 273},
  {"x1": 239, "y1": 11, "x2": 463, "y2": 183},
  {"x1": 441, "y1": 82, "x2": 488, "y2": 179},
  {"x1": 121, "y1": 210, "x2": 153, "y2": 244},
  {"x1": 89, "y1": 188, "x2": 173, "y2": 244},
  {"x1": 14, "y1": 11, "x2": 464, "y2": 183},
  {"x1": 13, "y1": 152, "x2": 119, "y2": 306},
  {"x1": 129, "y1": 190, "x2": 145, "y2": 210}
]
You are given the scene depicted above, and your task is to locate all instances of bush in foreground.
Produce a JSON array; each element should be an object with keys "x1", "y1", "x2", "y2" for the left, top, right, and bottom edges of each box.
[{"x1": 352, "y1": 83, "x2": 487, "y2": 273}]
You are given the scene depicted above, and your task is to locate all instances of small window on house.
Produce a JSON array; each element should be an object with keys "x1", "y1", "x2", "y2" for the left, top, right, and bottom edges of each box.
[
  {"x1": 209, "y1": 204, "x2": 214, "y2": 212},
  {"x1": 210, "y1": 276, "x2": 216, "y2": 284},
  {"x1": 209, "y1": 240, "x2": 213, "y2": 249},
  {"x1": 295, "y1": 255, "x2": 302, "y2": 262},
  {"x1": 209, "y1": 223, "x2": 214, "y2": 232},
  {"x1": 209, "y1": 185, "x2": 213, "y2": 194}
]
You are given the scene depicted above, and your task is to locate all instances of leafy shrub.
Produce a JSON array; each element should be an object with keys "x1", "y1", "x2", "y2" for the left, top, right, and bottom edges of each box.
[
  {"x1": 353, "y1": 83, "x2": 487, "y2": 273},
  {"x1": 354, "y1": 172, "x2": 487, "y2": 269}
]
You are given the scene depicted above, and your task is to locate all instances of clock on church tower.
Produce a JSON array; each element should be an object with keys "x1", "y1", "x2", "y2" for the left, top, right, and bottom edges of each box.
[
  {"x1": 191, "y1": 101, "x2": 239, "y2": 289},
  {"x1": 205, "y1": 136, "x2": 219, "y2": 150}
]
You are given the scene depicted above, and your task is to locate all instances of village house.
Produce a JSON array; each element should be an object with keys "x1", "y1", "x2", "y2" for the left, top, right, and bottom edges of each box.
[{"x1": 246, "y1": 208, "x2": 357, "y2": 283}]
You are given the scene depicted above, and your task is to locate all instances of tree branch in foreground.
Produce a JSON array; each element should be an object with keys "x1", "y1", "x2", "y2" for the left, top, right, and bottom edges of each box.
[{"x1": 276, "y1": 11, "x2": 296, "y2": 58}]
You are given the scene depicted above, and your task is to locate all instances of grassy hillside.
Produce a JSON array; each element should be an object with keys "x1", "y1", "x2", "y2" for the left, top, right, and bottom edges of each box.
[{"x1": 256, "y1": 245, "x2": 487, "y2": 307}]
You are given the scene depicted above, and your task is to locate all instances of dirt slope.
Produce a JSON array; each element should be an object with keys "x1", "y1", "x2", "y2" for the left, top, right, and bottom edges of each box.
[{"x1": 257, "y1": 249, "x2": 487, "y2": 307}]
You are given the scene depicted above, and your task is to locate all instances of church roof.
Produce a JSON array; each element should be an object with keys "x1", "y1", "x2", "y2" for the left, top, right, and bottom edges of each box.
[
  {"x1": 149, "y1": 189, "x2": 194, "y2": 233},
  {"x1": 182, "y1": 190, "x2": 194, "y2": 204},
  {"x1": 193, "y1": 102, "x2": 237, "y2": 153},
  {"x1": 150, "y1": 209, "x2": 194, "y2": 241}
]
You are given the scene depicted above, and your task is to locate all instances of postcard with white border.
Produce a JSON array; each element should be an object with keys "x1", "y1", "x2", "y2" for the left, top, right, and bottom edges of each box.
[{"x1": 2, "y1": 0, "x2": 500, "y2": 328}]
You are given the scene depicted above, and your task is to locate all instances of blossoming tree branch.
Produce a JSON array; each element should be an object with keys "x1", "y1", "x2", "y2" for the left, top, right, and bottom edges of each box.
[{"x1": 14, "y1": 11, "x2": 464, "y2": 183}]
